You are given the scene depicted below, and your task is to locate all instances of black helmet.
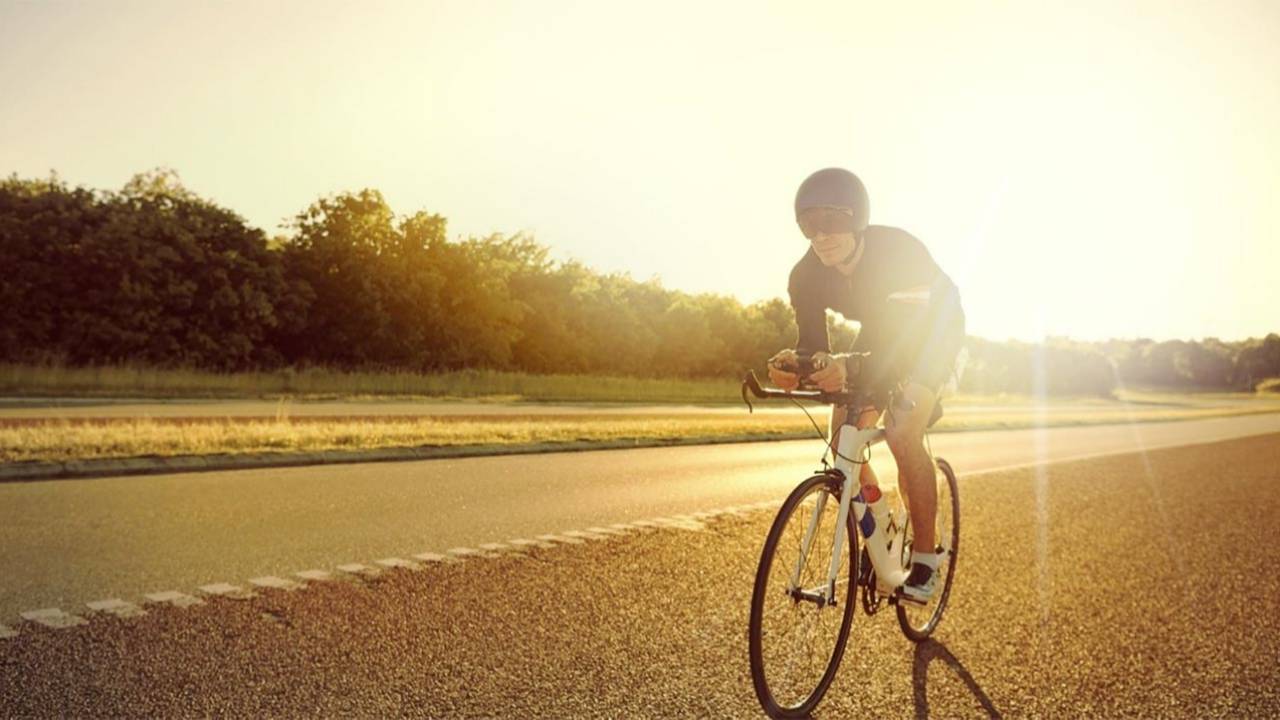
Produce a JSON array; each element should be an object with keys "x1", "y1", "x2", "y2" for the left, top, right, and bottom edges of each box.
[{"x1": 794, "y1": 168, "x2": 869, "y2": 233}]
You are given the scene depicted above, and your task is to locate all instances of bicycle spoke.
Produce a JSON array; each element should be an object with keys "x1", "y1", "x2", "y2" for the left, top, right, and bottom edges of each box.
[{"x1": 752, "y1": 480, "x2": 855, "y2": 712}]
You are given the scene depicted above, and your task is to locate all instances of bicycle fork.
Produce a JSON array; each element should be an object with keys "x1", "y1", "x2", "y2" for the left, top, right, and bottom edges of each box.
[
  {"x1": 793, "y1": 424, "x2": 910, "y2": 605},
  {"x1": 787, "y1": 466, "x2": 867, "y2": 607}
]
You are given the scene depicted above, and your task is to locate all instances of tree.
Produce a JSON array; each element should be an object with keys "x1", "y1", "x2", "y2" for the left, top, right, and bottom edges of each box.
[
  {"x1": 1235, "y1": 334, "x2": 1280, "y2": 390},
  {"x1": 0, "y1": 170, "x2": 290, "y2": 369}
]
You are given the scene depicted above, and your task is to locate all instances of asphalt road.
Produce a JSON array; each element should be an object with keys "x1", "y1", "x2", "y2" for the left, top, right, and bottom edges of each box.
[
  {"x1": 2, "y1": 414, "x2": 1279, "y2": 623},
  {"x1": 2, "y1": 433, "x2": 1277, "y2": 717}
]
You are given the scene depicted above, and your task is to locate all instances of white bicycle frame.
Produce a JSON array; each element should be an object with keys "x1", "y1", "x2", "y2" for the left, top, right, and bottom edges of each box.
[{"x1": 789, "y1": 421, "x2": 917, "y2": 605}]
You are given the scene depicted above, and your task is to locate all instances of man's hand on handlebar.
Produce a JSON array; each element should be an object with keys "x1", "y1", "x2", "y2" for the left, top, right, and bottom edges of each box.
[
  {"x1": 767, "y1": 349, "x2": 801, "y2": 391},
  {"x1": 767, "y1": 348, "x2": 865, "y2": 394},
  {"x1": 809, "y1": 352, "x2": 847, "y2": 392}
]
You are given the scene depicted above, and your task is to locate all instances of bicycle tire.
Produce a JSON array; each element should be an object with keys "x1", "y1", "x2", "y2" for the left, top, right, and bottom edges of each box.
[
  {"x1": 896, "y1": 457, "x2": 960, "y2": 642},
  {"x1": 748, "y1": 473, "x2": 859, "y2": 718}
]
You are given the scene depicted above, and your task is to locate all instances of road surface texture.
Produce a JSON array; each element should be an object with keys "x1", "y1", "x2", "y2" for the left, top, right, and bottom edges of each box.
[
  {"x1": 2, "y1": 414, "x2": 1279, "y2": 622},
  {"x1": 2, "y1": 433, "x2": 1278, "y2": 717}
]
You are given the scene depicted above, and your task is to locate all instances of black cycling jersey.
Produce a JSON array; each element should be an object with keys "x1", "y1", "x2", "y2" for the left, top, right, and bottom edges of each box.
[{"x1": 788, "y1": 224, "x2": 965, "y2": 391}]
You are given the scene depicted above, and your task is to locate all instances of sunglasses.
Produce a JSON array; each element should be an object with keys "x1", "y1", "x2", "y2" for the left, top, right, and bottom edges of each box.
[{"x1": 798, "y1": 207, "x2": 858, "y2": 239}]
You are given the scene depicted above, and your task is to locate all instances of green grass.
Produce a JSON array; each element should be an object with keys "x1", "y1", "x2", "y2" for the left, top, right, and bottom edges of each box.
[
  {"x1": 0, "y1": 363, "x2": 742, "y2": 404},
  {"x1": 7, "y1": 363, "x2": 1279, "y2": 407}
]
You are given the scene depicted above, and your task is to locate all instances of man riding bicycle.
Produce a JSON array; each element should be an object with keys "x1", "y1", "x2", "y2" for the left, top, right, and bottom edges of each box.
[{"x1": 767, "y1": 167, "x2": 965, "y2": 604}]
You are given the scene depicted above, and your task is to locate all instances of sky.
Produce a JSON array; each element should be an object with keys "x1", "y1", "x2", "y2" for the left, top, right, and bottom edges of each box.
[{"x1": 2, "y1": 0, "x2": 1278, "y2": 343}]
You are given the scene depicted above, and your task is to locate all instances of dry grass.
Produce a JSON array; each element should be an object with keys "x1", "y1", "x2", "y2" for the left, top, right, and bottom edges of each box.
[
  {"x1": 5, "y1": 398, "x2": 1280, "y2": 464},
  {"x1": 0, "y1": 414, "x2": 819, "y2": 463},
  {"x1": 6, "y1": 363, "x2": 1280, "y2": 465}
]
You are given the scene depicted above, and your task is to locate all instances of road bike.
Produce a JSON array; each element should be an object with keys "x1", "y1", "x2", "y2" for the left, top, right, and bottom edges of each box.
[{"x1": 742, "y1": 368, "x2": 960, "y2": 719}]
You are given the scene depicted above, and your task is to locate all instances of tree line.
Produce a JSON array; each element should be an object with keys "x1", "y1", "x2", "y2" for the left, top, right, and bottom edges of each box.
[{"x1": 2, "y1": 170, "x2": 1277, "y2": 397}]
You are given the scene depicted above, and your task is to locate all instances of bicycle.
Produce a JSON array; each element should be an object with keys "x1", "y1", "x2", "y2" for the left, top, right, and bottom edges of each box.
[{"x1": 742, "y1": 365, "x2": 960, "y2": 719}]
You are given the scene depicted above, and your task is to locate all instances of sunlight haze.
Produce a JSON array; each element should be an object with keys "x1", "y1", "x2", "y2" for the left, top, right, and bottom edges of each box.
[{"x1": 2, "y1": 0, "x2": 1277, "y2": 342}]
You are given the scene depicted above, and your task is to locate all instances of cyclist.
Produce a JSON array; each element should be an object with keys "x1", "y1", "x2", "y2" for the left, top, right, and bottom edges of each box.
[{"x1": 767, "y1": 167, "x2": 965, "y2": 604}]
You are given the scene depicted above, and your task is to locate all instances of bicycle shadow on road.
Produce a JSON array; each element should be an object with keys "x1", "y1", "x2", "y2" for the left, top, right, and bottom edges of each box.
[{"x1": 911, "y1": 639, "x2": 1002, "y2": 719}]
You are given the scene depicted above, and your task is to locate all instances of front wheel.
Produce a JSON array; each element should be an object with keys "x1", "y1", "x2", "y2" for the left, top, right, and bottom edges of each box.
[
  {"x1": 748, "y1": 473, "x2": 859, "y2": 718},
  {"x1": 896, "y1": 457, "x2": 960, "y2": 642}
]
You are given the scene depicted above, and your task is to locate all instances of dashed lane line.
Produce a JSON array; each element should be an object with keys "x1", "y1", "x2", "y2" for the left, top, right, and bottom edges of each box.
[
  {"x1": 584, "y1": 526, "x2": 628, "y2": 536},
  {"x1": 335, "y1": 563, "x2": 381, "y2": 577},
  {"x1": 375, "y1": 558, "x2": 422, "y2": 571},
  {"x1": 3, "y1": 503, "x2": 780, "y2": 640},
  {"x1": 411, "y1": 552, "x2": 455, "y2": 564},
  {"x1": 650, "y1": 517, "x2": 707, "y2": 531},
  {"x1": 250, "y1": 576, "x2": 305, "y2": 591},
  {"x1": 508, "y1": 538, "x2": 556, "y2": 550},
  {"x1": 144, "y1": 591, "x2": 203, "y2": 608},
  {"x1": 20, "y1": 608, "x2": 88, "y2": 629},
  {"x1": 535, "y1": 533, "x2": 585, "y2": 545},
  {"x1": 198, "y1": 583, "x2": 255, "y2": 600},
  {"x1": 561, "y1": 530, "x2": 610, "y2": 541},
  {"x1": 446, "y1": 547, "x2": 499, "y2": 560},
  {"x1": 85, "y1": 599, "x2": 146, "y2": 618}
]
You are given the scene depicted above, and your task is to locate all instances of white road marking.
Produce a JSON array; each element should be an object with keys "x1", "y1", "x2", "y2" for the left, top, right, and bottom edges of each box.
[
  {"x1": 250, "y1": 576, "x2": 304, "y2": 591},
  {"x1": 144, "y1": 591, "x2": 204, "y2": 608},
  {"x1": 446, "y1": 547, "x2": 498, "y2": 559},
  {"x1": 508, "y1": 538, "x2": 556, "y2": 549},
  {"x1": 86, "y1": 599, "x2": 146, "y2": 618},
  {"x1": 375, "y1": 557, "x2": 422, "y2": 571},
  {"x1": 412, "y1": 552, "x2": 455, "y2": 563},
  {"x1": 0, "y1": 497, "x2": 825, "y2": 637},
  {"x1": 535, "y1": 533, "x2": 585, "y2": 545},
  {"x1": 20, "y1": 608, "x2": 88, "y2": 629},
  {"x1": 651, "y1": 517, "x2": 706, "y2": 531},
  {"x1": 198, "y1": 583, "x2": 255, "y2": 599}
]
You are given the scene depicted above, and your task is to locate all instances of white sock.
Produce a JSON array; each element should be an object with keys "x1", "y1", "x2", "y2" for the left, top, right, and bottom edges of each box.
[{"x1": 911, "y1": 550, "x2": 941, "y2": 570}]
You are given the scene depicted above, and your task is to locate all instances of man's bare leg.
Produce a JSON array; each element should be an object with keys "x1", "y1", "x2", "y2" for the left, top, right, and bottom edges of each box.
[
  {"x1": 887, "y1": 383, "x2": 938, "y2": 552},
  {"x1": 830, "y1": 405, "x2": 883, "y2": 489}
]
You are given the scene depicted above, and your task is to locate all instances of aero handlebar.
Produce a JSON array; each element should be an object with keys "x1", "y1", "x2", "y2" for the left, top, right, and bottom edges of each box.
[{"x1": 740, "y1": 370, "x2": 870, "y2": 413}]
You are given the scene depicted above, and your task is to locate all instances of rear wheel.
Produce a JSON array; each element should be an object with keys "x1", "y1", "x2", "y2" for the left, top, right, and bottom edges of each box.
[
  {"x1": 896, "y1": 457, "x2": 959, "y2": 642},
  {"x1": 748, "y1": 473, "x2": 859, "y2": 718}
]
